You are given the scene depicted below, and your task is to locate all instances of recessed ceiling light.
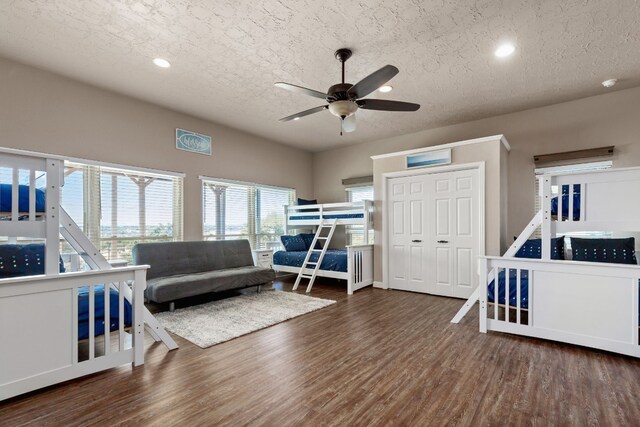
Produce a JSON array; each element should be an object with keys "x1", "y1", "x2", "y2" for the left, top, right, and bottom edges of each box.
[
  {"x1": 602, "y1": 78, "x2": 617, "y2": 88},
  {"x1": 153, "y1": 58, "x2": 171, "y2": 68},
  {"x1": 378, "y1": 85, "x2": 393, "y2": 93},
  {"x1": 293, "y1": 117, "x2": 300, "y2": 121},
  {"x1": 494, "y1": 43, "x2": 515, "y2": 58}
]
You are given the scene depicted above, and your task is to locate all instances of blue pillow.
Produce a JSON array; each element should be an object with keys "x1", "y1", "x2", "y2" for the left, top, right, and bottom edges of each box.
[
  {"x1": 571, "y1": 237, "x2": 637, "y2": 265},
  {"x1": 515, "y1": 237, "x2": 564, "y2": 260},
  {"x1": 297, "y1": 198, "x2": 319, "y2": 212},
  {"x1": 299, "y1": 233, "x2": 321, "y2": 250},
  {"x1": 0, "y1": 243, "x2": 65, "y2": 278},
  {"x1": 280, "y1": 235, "x2": 306, "y2": 252}
]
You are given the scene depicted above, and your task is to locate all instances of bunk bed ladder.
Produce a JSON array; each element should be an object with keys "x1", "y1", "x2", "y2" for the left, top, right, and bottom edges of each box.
[
  {"x1": 292, "y1": 219, "x2": 338, "y2": 293},
  {"x1": 59, "y1": 208, "x2": 178, "y2": 350}
]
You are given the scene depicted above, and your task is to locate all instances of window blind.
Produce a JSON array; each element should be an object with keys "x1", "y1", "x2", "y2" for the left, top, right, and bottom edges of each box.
[
  {"x1": 202, "y1": 177, "x2": 295, "y2": 249},
  {"x1": 345, "y1": 185, "x2": 374, "y2": 245},
  {"x1": 62, "y1": 161, "x2": 184, "y2": 264}
]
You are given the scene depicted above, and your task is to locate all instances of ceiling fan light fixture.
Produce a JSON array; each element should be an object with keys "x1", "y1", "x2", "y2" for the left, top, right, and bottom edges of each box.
[{"x1": 328, "y1": 100, "x2": 358, "y2": 118}]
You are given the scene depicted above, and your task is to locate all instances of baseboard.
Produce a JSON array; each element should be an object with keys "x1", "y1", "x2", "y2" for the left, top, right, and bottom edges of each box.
[{"x1": 373, "y1": 281, "x2": 387, "y2": 289}]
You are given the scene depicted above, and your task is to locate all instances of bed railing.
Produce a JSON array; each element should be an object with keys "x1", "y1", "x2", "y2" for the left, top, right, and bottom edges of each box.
[
  {"x1": 0, "y1": 265, "x2": 148, "y2": 401},
  {"x1": 347, "y1": 244, "x2": 374, "y2": 294},
  {"x1": 480, "y1": 256, "x2": 640, "y2": 357},
  {"x1": 285, "y1": 200, "x2": 374, "y2": 232},
  {"x1": 0, "y1": 151, "x2": 63, "y2": 274}
]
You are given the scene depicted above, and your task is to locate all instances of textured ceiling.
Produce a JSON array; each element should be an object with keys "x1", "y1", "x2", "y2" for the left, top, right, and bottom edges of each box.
[{"x1": 1, "y1": 0, "x2": 640, "y2": 152}]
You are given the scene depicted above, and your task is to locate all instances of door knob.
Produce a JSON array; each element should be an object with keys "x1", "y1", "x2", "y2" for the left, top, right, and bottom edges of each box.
[
  {"x1": 437, "y1": 240, "x2": 449, "y2": 243},
  {"x1": 412, "y1": 240, "x2": 422, "y2": 243}
]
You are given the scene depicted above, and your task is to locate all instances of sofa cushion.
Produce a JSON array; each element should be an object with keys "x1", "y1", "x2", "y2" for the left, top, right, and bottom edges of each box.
[
  {"x1": 146, "y1": 266, "x2": 276, "y2": 303},
  {"x1": 133, "y1": 240, "x2": 254, "y2": 280}
]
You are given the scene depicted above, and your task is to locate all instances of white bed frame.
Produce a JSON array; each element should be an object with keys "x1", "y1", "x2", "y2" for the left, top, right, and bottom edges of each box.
[
  {"x1": 0, "y1": 148, "x2": 176, "y2": 401},
  {"x1": 276, "y1": 201, "x2": 374, "y2": 294},
  {"x1": 476, "y1": 167, "x2": 640, "y2": 357}
]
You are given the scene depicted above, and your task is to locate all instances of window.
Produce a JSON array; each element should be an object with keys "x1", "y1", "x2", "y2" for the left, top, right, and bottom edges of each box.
[
  {"x1": 345, "y1": 185, "x2": 374, "y2": 245},
  {"x1": 202, "y1": 177, "x2": 295, "y2": 249},
  {"x1": 62, "y1": 162, "x2": 184, "y2": 264},
  {"x1": 533, "y1": 161, "x2": 612, "y2": 241}
]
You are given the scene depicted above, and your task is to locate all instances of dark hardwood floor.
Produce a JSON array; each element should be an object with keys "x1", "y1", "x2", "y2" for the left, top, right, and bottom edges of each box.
[{"x1": 2, "y1": 276, "x2": 640, "y2": 426}]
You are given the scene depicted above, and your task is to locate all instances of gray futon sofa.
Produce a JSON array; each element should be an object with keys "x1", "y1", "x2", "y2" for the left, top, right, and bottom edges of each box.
[{"x1": 132, "y1": 240, "x2": 275, "y2": 309}]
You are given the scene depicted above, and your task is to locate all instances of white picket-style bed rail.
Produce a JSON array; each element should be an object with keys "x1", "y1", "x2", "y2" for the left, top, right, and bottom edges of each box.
[
  {"x1": 480, "y1": 256, "x2": 640, "y2": 357},
  {"x1": 285, "y1": 200, "x2": 374, "y2": 231},
  {"x1": 0, "y1": 266, "x2": 148, "y2": 400}
]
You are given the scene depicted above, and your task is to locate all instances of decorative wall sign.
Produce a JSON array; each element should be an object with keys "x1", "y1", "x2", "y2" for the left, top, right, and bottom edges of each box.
[
  {"x1": 176, "y1": 128, "x2": 212, "y2": 155},
  {"x1": 406, "y1": 148, "x2": 451, "y2": 169}
]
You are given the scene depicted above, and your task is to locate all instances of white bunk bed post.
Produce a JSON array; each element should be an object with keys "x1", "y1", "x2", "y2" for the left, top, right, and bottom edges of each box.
[
  {"x1": 540, "y1": 175, "x2": 554, "y2": 261},
  {"x1": 45, "y1": 159, "x2": 62, "y2": 275},
  {"x1": 133, "y1": 268, "x2": 146, "y2": 366}
]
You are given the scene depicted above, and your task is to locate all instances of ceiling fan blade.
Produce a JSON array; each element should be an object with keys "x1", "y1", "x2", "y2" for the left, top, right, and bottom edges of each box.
[
  {"x1": 347, "y1": 65, "x2": 399, "y2": 99},
  {"x1": 279, "y1": 105, "x2": 328, "y2": 122},
  {"x1": 356, "y1": 99, "x2": 420, "y2": 112},
  {"x1": 342, "y1": 114, "x2": 357, "y2": 132},
  {"x1": 274, "y1": 82, "x2": 327, "y2": 100}
]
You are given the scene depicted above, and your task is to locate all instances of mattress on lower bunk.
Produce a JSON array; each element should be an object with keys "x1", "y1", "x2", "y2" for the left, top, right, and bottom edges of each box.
[
  {"x1": 289, "y1": 213, "x2": 364, "y2": 221},
  {"x1": 0, "y1": 184, "x2": 46, "y2": 213},
  {"x1": 78, "y1": 285, "x2": 133, "y2": 340},
  {"x1": 487, "y1": 269, "x2": 530, "y2": 309},
  {"x1": 273, "y1": 249, "x2": 348, "y2": 272}
]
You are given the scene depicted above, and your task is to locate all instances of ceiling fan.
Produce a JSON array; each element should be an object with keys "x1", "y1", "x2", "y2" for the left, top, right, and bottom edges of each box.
[{"x1": 275, "y1": 48, "x2": 420, "y2": 135}]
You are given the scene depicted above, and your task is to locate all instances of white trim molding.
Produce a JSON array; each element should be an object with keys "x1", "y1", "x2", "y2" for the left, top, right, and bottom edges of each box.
[
  {"x1": 370, "y1": 134, "x2": 510, "y2": 160},
  {"x1": 373, "y1": 281, "x2": 387, "y2": 289}
]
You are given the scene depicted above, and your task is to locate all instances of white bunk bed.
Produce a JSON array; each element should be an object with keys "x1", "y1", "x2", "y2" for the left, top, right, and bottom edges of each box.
[
  {"x1": 463, "y1": 167, "x2": 640, "y2": 358},
  {"x1": 0, "y1": 148, "x2": 177, "y2": 401},
  {"x1": 274, "y1": 201, "x2": 374, "y2": 294}
]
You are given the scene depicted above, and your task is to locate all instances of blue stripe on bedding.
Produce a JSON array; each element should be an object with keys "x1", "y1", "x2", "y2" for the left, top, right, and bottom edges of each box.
[
  {"x1": 289, "y1": 213, "x2": 364, "y2": 221},
  {"x1": 487, "y1": 269, "x2": 530, "y2": 309},
  {"x1": 78, "y1": 285, "x2": 132, "y2": 340},
  {"x1": 0, "y1": 184, "x2": 46, "y2": 213},
  {"x1": 274, "y1": 249, "x2": 348, "y2": 272},
  {"x1": 550, "y1": 186, "x2": 581, "y2": 220}
]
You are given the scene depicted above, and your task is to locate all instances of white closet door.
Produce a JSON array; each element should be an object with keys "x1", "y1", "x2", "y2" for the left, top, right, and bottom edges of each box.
[
  {"x1": 426, "y1": 169, "x2": 479, "y2": 299},
  {"x1": 388, "y1": 175, "x2": 428, "y2": 293}
]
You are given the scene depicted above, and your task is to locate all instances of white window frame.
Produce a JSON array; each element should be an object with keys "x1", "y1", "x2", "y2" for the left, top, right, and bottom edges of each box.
[
  {"x1": 63, "y1": 161, "x2": 184, "y2": 265},
  {"x1": 345, "y1": 184, "x2": 374, "y2": 245},
  {"x1": 200, "y1": 176, "x2": 295, "y2": 249}
]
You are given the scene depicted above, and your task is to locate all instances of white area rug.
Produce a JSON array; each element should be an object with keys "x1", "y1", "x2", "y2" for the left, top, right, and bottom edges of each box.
[{"x1": 154, "y1": 290, "x2": 336, "y2": 348}]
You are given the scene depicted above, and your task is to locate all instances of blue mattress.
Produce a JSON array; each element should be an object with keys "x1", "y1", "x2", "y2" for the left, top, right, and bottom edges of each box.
[
  {"x1": 289, "y1": 213, "x2": 364, "y2": 221},
  {"x1": 0, "y1": 184, "x2": 46, "y2": 213},
  {"x1": 487, "y1": 269, "x2": 530, "y2": 309},
  {"x1": 78, "y1": 285, "x2": 132, "y2": 340},
  {"x1": 550, "y1": 186, "x2": 581, "y2": 221},
  {"x1": 274, "y1": 249, "x2": 348, "y2": 272}
]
